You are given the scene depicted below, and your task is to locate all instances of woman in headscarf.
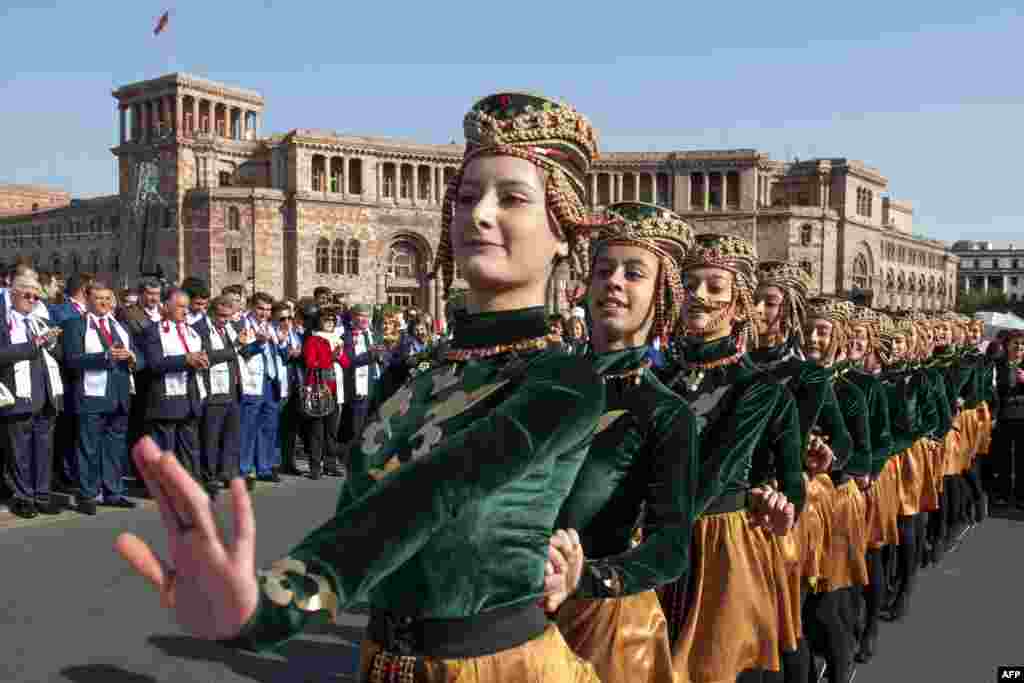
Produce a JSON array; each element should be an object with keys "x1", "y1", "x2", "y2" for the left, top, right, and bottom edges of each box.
[
  {"x1": 114, "y1": 91, "x2": 614, "y2": 682},
  {"x1": 657, "y1": 233, "x2": 805, "y2": 683},
  {"x1": 552, "y1": 201, "x2": 699, "y2": 683}
]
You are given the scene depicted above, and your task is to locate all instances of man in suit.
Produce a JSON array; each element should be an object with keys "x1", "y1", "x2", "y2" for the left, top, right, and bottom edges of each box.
[
  {"x1": 273, "y1": 302, "x2": 304, "y2": 476},
  {"x1": 0, "y1": 272, "x2": 65, "y2": 518},
  {"x1": 339, "y1": 303, "x2": 385, "y2": 451},
  {"x1": 64, "y1": 281, "x2": 142, "y2": 515},
  {"x1": 192, "y1": 294, "x2": 248, "y2": 498},
  {"x1": 141, "y1": 288, "x2": 209, "y2": 479},
  {"x1": 238, "y1": 292, "x2": 288, "y2": 486},
  {"x1": 48, "y1": 273, "x2": 93, "y2": 328}
]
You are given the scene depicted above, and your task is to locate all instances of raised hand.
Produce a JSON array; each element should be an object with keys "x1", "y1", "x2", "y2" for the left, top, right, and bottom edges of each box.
[
  {"x1": 805, "y1": 436, "x2": 834, "y2": 476},
  {"x1": 114, "y1": 437, "x2": 260, "y2": 640}
]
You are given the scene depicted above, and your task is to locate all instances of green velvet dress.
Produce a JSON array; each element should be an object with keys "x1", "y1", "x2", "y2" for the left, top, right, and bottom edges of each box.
[
  {"x1": 879, "y1": 363, "x2": 938, "y2": 456},
  {"x1": 231, "y1": 307, "x2": 606, "y2": 651},
  {"x1": 829, "y1": 363, "x2": 873, "y2": 479},
  {"x1": 750, "y1": 342, "x2": 854, "y2": 476},
  {"x1": 659, "y1": 336, "x2": 805, "y2": 514},
  {"x1": 557, "y1": 346, "x2": 699, "y2": 599}
]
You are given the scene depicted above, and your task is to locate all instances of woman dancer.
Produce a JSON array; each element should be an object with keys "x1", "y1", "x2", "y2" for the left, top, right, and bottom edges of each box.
[
  {"x1": 115, "y1": 91, "x2": 614, "y2": 682},
  {"x1": 553, "y1": 201, "x2": 701, "y2": 683},
  {"x1": 657, "y1": 233, "x2": 805, "y2": 683}
]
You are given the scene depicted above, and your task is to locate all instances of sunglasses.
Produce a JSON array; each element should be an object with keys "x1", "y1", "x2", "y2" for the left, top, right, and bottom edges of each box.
[{"x1": 17, "y1": 291, "x2": 40, "y2": 301}]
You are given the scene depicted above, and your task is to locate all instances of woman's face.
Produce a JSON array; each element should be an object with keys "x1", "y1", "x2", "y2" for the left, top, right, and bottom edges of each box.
[
  {"x1": 847, "y1": 324, "x2": 871, "y2": 361},
  {"x1": 572, "y1": 318, "x2": 586, "y2": 338},
  {"x1": 588, "y1": 244, "x2": 659, "y2": 348},
  {"x1": 891, "y1": 334, "x2": 908, "y2": 359},
  {"x1": 320, "y1": 317, "x2": 335, "y2": 333},
  {"x1": 804, "y1": 318, "x2": 834, "y2": 364},
  {"x1": 1007, "y1": 337, "x2": 1024, "y2": 362},
  {"x1": 682, "y1": 267, "x2": 736, "y2": 339},
  {"x1": 451, "y1": 155, "x2": 563, "y2": 299},
  {"x1": 933, "y1": 322, "x2": 952, "y2": 347},
  {"x1": 754, "y1": 285, "x2": 785, "y2": 339}
]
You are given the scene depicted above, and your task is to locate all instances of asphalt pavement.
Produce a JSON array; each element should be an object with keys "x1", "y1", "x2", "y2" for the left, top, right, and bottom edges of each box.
[{"x1": 2, "y1": 475, "x2": 1022, "y2": 683}]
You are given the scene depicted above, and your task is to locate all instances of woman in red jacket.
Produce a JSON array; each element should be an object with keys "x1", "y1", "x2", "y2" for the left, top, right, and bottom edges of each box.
[{"x1": 302, "y1": 305, "x2": 350, "y2": 479}]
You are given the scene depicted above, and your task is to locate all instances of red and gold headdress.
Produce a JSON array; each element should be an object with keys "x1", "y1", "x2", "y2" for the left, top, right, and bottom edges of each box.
[
  {"x1": 433, "y1": 92, "x2": 601, "y2": 298},
  {"x1": 590, "y1": 201, "x2": 694, "y2": 342},
  {"x1": 756, "y1": 260, "x2": 814, "y2": 346},
  {"x1": 677, "y1": 233, "x2": 759, "y2": 345}
]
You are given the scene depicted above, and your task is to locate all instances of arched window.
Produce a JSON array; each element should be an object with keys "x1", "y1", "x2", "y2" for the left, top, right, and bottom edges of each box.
[
  {"x1": 31, "y1": 203, "x2": 39, "y2": 212},
  {"x1": 164, "y1": 207, "x2": 174, "y2": 228},
  {"x1": 852, "y1": 254, "x2": 869, "y2": 289},
  {"x1": 228, "y1": 206, "x2": 240, "y2": 231},
  {"x1": 800, "y1": 224, "x2": 813, "y2": 246},
  {"x1": 388, "y1": 240, "x2": 419, "y2": 279},
  {"x1": 331, "y1": 239, "x2": 345, "y2": 274},
  {"x1": 346, "y1": 239, "x2": 361, "y2": 275},
  {"x1": 315, "y1": 238, "x2": 330, "y2": 274}
]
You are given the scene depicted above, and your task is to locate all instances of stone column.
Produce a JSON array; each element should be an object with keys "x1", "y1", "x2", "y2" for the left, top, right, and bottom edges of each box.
[
  {"x1": 702, "y1": 172, "x2": 710, "y2": 211},
  {"x1": 590, "y1": 173, "x2": 598, "y2": 208},
  {"x1": 649, "y1": 172, "x2": 658, "y2": 204},
  {"x1": 672, "y1": 171, "x2": 689, "y2": 212},
  {"x1": 614, "y1": 174, "x2": 622, "y2": 203},
  {"x1": 720, "y1": 173, "x2": 729, "y2": 210},
  {"x1": 192, "y1": 98, "x2": 199, "y2": 135},
  {"x1": 376, "y1": 161, "x2": 383, "y2": 202},
  {"x1": 413, "y1": 165, "x2": 420, "y2": 206},
  {"x1": 428, "y1": 275, "x2": 437, "y2": 322}
]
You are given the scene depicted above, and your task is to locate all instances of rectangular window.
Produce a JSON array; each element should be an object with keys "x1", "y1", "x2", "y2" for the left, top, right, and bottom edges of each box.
[{"x1": 227, "y1": 247, "x2": 242, "y2": 273}]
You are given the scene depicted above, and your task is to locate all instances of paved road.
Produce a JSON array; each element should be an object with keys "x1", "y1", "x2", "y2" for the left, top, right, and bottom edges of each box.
[
  {"x1": 1, "y1": 475, "x2": 365, "y2": 683},
  {"x1": 3, "y1": 477, "x2": 1022, "y2": 683}
]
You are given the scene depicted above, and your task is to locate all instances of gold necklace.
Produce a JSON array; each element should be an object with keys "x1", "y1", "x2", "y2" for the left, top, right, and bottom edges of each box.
[
  {"x1": 602, "y1": 360, "x2": 651, "y2": 386},
  {"x1": 443, "y1": 334, "x2": 550, "y2": 362}
]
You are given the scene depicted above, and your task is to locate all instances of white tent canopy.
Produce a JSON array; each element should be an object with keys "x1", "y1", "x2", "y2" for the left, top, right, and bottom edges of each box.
[{"x1": 974, "y1": 310, "x2": 1024, "y2": 337}]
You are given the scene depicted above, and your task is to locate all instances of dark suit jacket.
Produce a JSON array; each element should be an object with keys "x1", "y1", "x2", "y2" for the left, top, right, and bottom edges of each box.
[
  {"x1": 192, "y1": 317, "x2": 242, "y2": 405},
  {"x1": 343, "y1": 326, "x2": 381, "y2": 402},
  {"x1": 0, "y1": 297, "x2": 58, "y2": 417},
  {"x1": 140, "y1": 323, "x2": 206, "y2": 421},
  {"x1": 63, "y1": 314, "x2": 141, "y2": 415},
  {"x1": 49, "y1": 301, "x2": 85, "y2": 329}
]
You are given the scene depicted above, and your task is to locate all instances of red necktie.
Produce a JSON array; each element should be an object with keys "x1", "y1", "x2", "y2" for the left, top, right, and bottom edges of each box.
[
  {"x1": 176, "y1": 322, "x2": 190, "y2": 353},
  {"x1": 98, "y1": 318, "x2": 114, "y2": 347}
]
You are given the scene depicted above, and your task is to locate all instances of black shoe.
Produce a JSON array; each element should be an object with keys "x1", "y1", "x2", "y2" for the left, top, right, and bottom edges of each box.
[
  {"x1": 855, "y1": 630, "x2": 877, "y2": 663},
  {"x1": 77, "y1": 499, "x2": 97, "y2": 516},
  {"x1": 35, "y1": 499, "x2": 62, "y2": 515},
  {"x1": 103, "y1": 497, "x2": 137, "y2": 509},
  {"x1": 10, "y1": 499, "x2": 37, "y2": 519}
]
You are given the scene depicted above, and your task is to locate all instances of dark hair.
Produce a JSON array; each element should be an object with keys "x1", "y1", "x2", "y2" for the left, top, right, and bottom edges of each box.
[
  {"x1": 210, "y1": 295, "x2": 235, "y2": 312},
  {"x1": 314, "y1": 286, "x2": 332, "y2": 298},
  {"x1": 222, "y1": 284, "x2": 244, "y2": 296},
  {"x1": 162, "y1": 287, "x2": 189, "y2": 304},
  {"x1": 271, "y1": 302, "x2": 291, "y2": 317},
  {"x1": 252, "y1": 292, "x2": 274, "y2": 306},
  {"x1": 139, "y1": 277, "x2": 162, "y2": 292},
  {"x1": 184, "y1": 282, "x2": 211, "y2": 300}
]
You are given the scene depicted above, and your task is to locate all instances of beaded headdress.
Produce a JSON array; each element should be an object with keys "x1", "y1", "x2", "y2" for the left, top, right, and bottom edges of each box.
[
  {"x1": 433, "y1": 92, "x2": 601, "y2": 298},
  {"x1": 847, "y1": 305, "x2": 881, "y2": 354},
  {"x1": 677, "y1": 233, "x2": 759, "y2": 345},
  {"x1": 588, "y1": 202, "x2": 694, "y2": 342},
  {"x1": 756, "y1": 260, "x2": 814, "y2": 346}
]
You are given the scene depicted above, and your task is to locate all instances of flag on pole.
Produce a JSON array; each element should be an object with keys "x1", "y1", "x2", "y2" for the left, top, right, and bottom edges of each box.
[{"x1": 154, "y1": 11, "x2": 170, "y2": 35}]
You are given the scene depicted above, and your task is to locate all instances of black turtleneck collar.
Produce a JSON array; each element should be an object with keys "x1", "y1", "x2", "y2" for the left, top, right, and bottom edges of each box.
[
  {"x1": 682, "y1": 335, "x2": 740, "y2": 364},
  {"x1": 451, "y1": 306, "x2": 549, "y2": 349}
]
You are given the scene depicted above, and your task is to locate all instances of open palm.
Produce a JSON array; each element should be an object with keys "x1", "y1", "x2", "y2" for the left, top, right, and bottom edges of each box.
[{"x1": 115, "y1": 437, "x2": 260, "y2": 640}]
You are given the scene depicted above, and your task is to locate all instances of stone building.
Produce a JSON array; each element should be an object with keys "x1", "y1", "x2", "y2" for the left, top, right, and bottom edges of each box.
[
  {"x1": 0, "y1": 184, "x2": 71, "y2": 217},
  {"x1": 952, "y1": 240, "x2": 1024, "y2": 304},
  {"x1": 0, "y1": 73, "x2": 958, "y2": 319}
]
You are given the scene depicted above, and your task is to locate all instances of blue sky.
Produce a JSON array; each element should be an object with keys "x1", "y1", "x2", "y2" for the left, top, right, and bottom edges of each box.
[{"x1": 1, "y1": 1, "x2": 1021, "y2": 245}]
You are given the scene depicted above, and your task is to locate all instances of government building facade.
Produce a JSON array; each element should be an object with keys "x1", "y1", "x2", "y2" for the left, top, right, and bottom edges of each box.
[
  {"x1": 0, "y1": 73, "x2": 958, "y2": 321},
  {"x1": 952, "y1": 240, "x2": 1024, "y2": 303}
]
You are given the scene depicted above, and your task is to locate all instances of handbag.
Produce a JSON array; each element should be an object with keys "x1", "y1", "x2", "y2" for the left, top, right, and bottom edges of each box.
[{"x1": 300, "y1": 369, "x2": 337, "y2": 419}]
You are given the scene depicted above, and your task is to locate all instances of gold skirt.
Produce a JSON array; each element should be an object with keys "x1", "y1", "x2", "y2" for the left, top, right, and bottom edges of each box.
[
  {"x1": 669, "y1": 509, "x2": 781, "y2": 683},
  {"x1": 897, "y1": 444, "x2": 926, "y2": 516},
  {"x1": 942, "y1": 426, "x2": 965, "y2": 477},
  {"x1": 865, "y1": 458, "x2": 901, "y2": 549},
  {"x1": 977, "y1": 402, "x2": 993, "y2": 456},
  {"x1": 806, "y1": 475, "x2": 835, "y2": 593},
  {"x1": 769, "y1": 530, "x2": 803, "y2": 654},
  {"x1": 358, "y1": 624, "x2": 599, "y2": 683},
  {"x1": 819, "y1": 480, "x2": 869, "y2": 592},
  {"x1": 800, "y1": 476, "x2": 830, "y2": 587},
  {"x1": 556, "y1": 591, "x2": 676, "y2": 683}
]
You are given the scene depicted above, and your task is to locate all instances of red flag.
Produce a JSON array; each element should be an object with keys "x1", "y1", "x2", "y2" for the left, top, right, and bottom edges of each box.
[{"x1": 153, "y1": 11, "x2": 169, "y2": 35}]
